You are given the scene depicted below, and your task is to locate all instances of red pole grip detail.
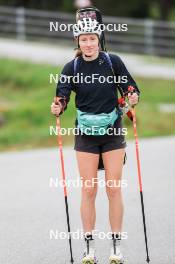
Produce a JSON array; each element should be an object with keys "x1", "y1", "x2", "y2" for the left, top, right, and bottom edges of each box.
[{"x1": 128, "y1": 85, "x2": 135, "y2": 93}]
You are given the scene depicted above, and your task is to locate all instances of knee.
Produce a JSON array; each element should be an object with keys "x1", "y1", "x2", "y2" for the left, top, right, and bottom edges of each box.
[
  {"x1": 82, "y1": 186, "x2": 97, "y2": 200},
  {"x1": 106, "y1": 186, "x2": 121, "y2": 199}
]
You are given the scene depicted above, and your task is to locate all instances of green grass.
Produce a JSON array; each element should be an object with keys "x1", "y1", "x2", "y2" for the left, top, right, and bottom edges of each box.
[{"x1": 0, "y1": 58, "x2": 175, "y2": 151}]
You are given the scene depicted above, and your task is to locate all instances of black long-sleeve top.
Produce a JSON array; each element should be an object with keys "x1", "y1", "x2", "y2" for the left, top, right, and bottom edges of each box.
[{"x1": 56, "y1": 52, "x2": 140, "y2": 115}]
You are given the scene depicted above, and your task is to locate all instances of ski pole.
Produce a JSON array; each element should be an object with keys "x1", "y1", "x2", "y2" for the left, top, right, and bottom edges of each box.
[
  {"x1": 55, "y1": 97, "x2": 74, "y2": 263},
  {"x1": 128, "y1": 86, "x2": 150, "y2": 263}
]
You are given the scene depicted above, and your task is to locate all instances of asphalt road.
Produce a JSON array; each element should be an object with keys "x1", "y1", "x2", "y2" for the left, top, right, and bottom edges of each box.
[
  {"x1": 0, "y1": 136, "x2": 175, "y2": 264},
  {"x1": 1, "y1": 38, "x2": 175, "y2": 80}
]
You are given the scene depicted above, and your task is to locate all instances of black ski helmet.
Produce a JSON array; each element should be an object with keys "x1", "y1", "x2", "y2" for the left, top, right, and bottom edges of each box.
[{"x1": 75, "y1": 6, "x2": 107, "y2": 51}]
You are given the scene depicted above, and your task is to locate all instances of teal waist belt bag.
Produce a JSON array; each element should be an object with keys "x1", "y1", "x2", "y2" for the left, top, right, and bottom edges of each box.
[{"x1": 77, "y1": 108, "x2": 118, "y2": 136}]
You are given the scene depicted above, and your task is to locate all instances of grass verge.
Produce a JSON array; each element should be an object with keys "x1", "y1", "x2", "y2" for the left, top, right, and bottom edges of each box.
[{"x1": 0, "y1": 58, "x2": 175, "y2": 151}]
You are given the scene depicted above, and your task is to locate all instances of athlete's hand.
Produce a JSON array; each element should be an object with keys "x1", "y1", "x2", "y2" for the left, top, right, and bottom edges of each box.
[
  {"x1": 51, "y1": 102, "x2": 62, "y2": 116},
  {"x1": 128, "y1": 92, "x2": 139, "y2": 107}
]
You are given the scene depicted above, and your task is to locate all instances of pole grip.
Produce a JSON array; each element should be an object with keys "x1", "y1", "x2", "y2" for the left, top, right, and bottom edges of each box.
[
  {"x1": 54, "y1": 97, "x2": 62, "y2": 117},
  {"x1": 128, "y1": 86, "x2": 137, "y2": 108}
]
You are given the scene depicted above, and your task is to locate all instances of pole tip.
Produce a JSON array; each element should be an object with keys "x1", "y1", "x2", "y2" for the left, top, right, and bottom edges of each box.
[{"x1": 146, "y1": 257, "x2": 150, "y2": 263}]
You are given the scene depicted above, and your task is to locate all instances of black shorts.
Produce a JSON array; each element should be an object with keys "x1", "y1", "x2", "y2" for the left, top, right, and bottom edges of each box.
[{"x1": 74, "y1": 117, "x2": 127, "y2": 154}]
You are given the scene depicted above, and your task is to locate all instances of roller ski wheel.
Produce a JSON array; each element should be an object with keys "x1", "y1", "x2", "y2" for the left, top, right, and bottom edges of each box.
[
  {"x1": 82, "y1": 259, "x2": 96, "y2": 264},
  {"x1": 109, "y1": 259, "x2": 124, "y2": 264},
  {"x1": 109, "y1": 256, "x2": 124, "y2": 264},
  {"x1": 82, "y1": 253, "x2": 98, "y2": 264}
]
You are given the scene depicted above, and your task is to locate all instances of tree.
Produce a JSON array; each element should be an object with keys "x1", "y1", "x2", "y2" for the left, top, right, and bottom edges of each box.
[{"x1": 159, "y1": 0, "x2": 172, "y2": 20}]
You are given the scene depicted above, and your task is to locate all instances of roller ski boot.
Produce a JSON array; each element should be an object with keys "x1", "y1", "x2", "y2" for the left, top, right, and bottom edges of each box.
[
  {"x1": 82, "y1": 248, "x2": 98, "y2": 264},
  {"x1": 109, "y1": 248, "x2": 124, "y2": 264},
  {"x1": 109, "y1": 233, "x2": 124, "y2": 264},
  {"x1": 81, "y1": 234, "x2": 97, "y2": 264}
]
